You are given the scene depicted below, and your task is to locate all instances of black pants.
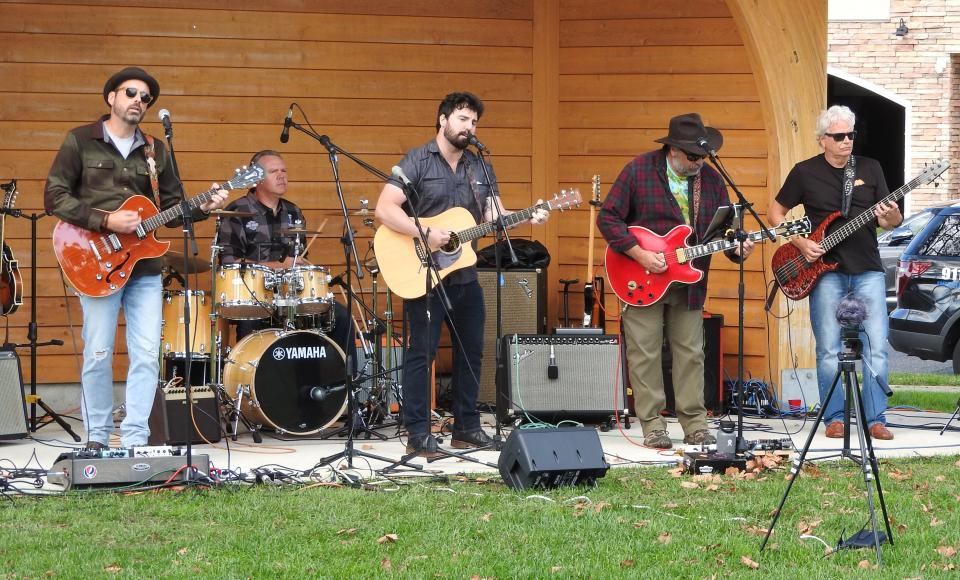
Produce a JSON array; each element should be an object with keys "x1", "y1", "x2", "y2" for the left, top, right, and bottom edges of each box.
[{"x1": 402, "y1": 279, "x2": 485, "y2": 437}]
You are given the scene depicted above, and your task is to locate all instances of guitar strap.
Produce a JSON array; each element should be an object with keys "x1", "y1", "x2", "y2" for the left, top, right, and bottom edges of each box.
[
  {"x1": 463, "y1": 156, "x2": 486, "y2": 218},
  {"x1": 691, "y1": 174, "x2": 702, "y2": 241},
  {"x1": 143, "y1": 134, "x2": 160, "y2": 200},
  {"x1": 841, "y1": 154, "x2": 856, "y2": 218}
]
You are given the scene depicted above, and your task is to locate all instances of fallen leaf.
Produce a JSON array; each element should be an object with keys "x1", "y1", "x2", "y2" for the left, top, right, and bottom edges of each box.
[
  {"x1": 741, "y1": 524, "x2": 769, "y2": 537},
  {"x1": 858, "y1": 560, "x2": 871, "y2": 569},
  {"x1": 935, "y1": 475, "x2": 946, "y2": 482},
  {"x1": 658, "y1": 532, "x2": 672, "y2": 544},
  {"x1": 669, "y1": 466, "x2": 685, "y2": 477},
  {"x1": 664, "y1": 502, "x2": 679, "y2": 509},
  {"x1": 550, "y1": 566, "x2": 562, "y2": 573},
  {"x1": 633, "y1": 521, "x2": 649, "y2": 528},
  {"x1": 797, "y1": 518, "x2": 823, "y2": 535},
  {"x1": 741, "y1": 556, "x2": 760, "y2": 569},
  {"x1": 104, "y1": 564, "x2": 122, "y2": 574},
  {"x1": 931, "y1": 517, "x2": 944, "y2": 527},
  {"x1": 725, "y1": 466, "x2": 742, "y2": 476},
  {"x1": 177, "y1": 547, "x2": 188, "y2": 556},
  {"x1": 377, "y1": 534, "x2": 398, "y2": 544},
  {"x1": 380, "y1": 558, "x2": 392, "y2": 570},
  {"x1": 620, "y1": 559, "x2": 635, "y2": 568},
  {"x1": 706, "y1": 484, "x2": 720, "y2": 492},
  {"x1": 481, "y1": 513, "x2": 492, "y2": 522},
  {"x1": 897, "y1": 523, "x2": 908, "y2": 533},
  {"x1": 888, "y1": 468, "x2": 912, "y2": 481},
  {"x1": 680, "y1": 481, "x2": 700, "y2": 489},
  {"x1": 936, "y1": 545, "x2": 957, "y2": 558},
  {"x1": 361, "y1": 444, "x2": 374, "y2": 450},
  {"x1": 593, "y1": 501, "x2": 611, "y2": 513}
]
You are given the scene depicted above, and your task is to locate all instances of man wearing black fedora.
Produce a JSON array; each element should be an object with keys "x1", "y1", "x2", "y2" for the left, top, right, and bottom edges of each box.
[
  {"x1": 44, "y1": 67, "x2": 227, "y2": 450},
  {"x1": 597, "y1": 113, "x2": 754, "y2": 449}
]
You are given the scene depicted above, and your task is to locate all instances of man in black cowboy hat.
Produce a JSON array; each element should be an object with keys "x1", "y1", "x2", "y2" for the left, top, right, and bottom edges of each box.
[
  {"x1": 44, "y1": 66, "x2": 227, "y2": 450},
  {"x1": 597, "y1": 113, "x2": 754, "y2": 449}
]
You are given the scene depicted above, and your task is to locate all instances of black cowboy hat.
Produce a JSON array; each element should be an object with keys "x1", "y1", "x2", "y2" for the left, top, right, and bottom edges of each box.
[
  {"x1": 654, "y1": 113, "x2": 723, "y2": 155},
  {"x1": 102, "y1": 66, "x2": 160, "y2": 108}
]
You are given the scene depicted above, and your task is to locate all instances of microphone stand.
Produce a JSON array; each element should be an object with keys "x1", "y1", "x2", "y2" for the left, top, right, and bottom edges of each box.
[
  {"x1": 162, "y1": 117, "x2": 200, "y2": 476},
  {"x1": 283, "y1": 122, "x2": 423, "y2": 475},
  {"x1": 703, "y1": 148, "x2": 775, "y2": 454}
]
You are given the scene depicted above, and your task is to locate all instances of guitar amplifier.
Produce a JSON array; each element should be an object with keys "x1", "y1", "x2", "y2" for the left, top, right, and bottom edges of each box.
[
  {"x1": 497, "y1": 334, "x2": 629, "y2": 423},
  {"x1": 148, "y1": 384, "x2": 222, "y2": 446},
  {"x1": 0, "y1": 350, "x2": 27, "y2": 440},
  {"x1": 476, "y1": 269, "x2": 546, "y2": 405}
]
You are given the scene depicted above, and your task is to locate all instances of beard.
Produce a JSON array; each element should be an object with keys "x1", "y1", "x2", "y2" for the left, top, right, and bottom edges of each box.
[
  {"x1": 112, "y1": 101, "x2": 144, "y2": 126},
  {"x1": 443, "y1": 126, "x2": 469, "y2": 150}
]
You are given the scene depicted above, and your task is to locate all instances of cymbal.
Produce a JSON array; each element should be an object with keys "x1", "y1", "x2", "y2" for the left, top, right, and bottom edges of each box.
[
  {"x1": 209, "y1": 209, "x2": 255, "y2": 218},
  {"x1": 161, "y1": 250, "x2": 211, "y2": 274},
  {"x1": 281, "y1": 227, "x2": 324, "y2": 235}
]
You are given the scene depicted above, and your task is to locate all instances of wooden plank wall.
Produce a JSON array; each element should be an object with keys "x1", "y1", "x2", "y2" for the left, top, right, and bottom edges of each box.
[
  {"x1": 0, "y1": 0, "x2": 808, "y2": 387},
  {"x1": 557, "y1": 0, "x2": 774, "y2": 383},
  {"x1": 0, "y1": 0, "x2": 537, "y2": 383}
]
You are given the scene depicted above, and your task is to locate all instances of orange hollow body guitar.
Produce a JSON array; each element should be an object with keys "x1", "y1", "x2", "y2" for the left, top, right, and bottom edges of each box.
[
  {"x1": 605, "y1": 218, "x2": 811, "y2": 307},
  {"x1": 52, "y1": 163, "x2": 265, "y2": 297}
]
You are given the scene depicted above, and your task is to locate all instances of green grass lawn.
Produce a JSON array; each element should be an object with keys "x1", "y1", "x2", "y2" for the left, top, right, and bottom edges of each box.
[{"x1": 2, "y1": 455, "x2": 958, "y2": 577}]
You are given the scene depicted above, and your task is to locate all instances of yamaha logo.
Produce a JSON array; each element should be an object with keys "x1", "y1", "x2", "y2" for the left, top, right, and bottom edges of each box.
[{"x1": 272, "y1": 346, "x2": 327, "y2": 361}]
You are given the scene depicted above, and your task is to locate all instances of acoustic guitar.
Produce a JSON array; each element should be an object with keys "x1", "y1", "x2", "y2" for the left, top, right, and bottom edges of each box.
[{"x1": 0, "y1": 180, "x2": 22, "y2": 315}]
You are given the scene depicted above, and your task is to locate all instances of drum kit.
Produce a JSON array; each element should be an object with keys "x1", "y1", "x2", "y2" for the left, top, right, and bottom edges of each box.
[{"x1": 158, "y1": 208, "x2": 400, "y2": 441}]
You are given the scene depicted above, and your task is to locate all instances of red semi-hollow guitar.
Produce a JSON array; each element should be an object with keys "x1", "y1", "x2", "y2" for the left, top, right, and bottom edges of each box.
[
  {"x1": 772, "y1": 159, "x2": 949, "y2": 300},
  {"x1": 605, "y1": 218, "x2": 810, "y2": 307},
  {"x1": 52, "y1": 163, "x2": 264, "y2": 297}
]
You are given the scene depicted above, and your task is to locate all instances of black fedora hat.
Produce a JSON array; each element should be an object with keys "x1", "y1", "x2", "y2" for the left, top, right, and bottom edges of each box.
[
  {"x1": 102, "y1": 66, "x2": 160, "y2": 108},
  {"x1": 654, "y1": 113, "x2": 723, "y2": 155}
]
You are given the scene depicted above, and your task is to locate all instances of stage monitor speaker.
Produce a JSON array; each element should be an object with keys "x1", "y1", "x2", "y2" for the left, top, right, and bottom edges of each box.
[
  {"x1": 497, "y1": 334, "x2": 629, "y2": 423},
  {"x1": 663, "y1": 312, "x2": 724, "y2": 415},
  {"x1": 476, "y1": 268, "x2": 545, "y2": 404},
  {"x1": 498, "y1": 426, "x2": 609, "y2": 490},
  {"x1": 0, "y1": 350, "x2": 27, "y2": 440},
  {"x1": 148, "y1": 384, "x2": 222, "y2": 446}
]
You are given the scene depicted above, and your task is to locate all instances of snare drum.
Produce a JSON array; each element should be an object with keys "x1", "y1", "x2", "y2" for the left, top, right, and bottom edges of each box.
[
  {"x1": 222, "y1": 330, "x2": 347, "y2": 435},
  {"x1": 217, "y1": 263, "x2": 276, "y2": 320},
  {"x1": 278, "y1": 265, "x2": 333, "y2": 315},
  {"x1": 161, "y1": 290, "x2": 211, "y2": 358}
]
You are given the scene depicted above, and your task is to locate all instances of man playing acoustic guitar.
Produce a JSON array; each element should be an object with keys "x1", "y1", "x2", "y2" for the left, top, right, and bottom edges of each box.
[
  {"x1": 375, "y1": 92, "x2": 549, "y2": 458},
  {"x1": 769, "y1": 105, "x2": 898, "y2": 441},
  {"x1": 44, "y1": 67, "x2": 227, "y2": 450},
  {"x1": 597, "y1": 113, "x2": 753, "y2": 449}
]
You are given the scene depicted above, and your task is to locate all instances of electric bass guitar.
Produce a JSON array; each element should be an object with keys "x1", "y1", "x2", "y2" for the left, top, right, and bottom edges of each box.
[
  {"x1": 582, "y1": 174, "x2": 601, "y2": 327},
  {"x1": 605, "y1": 218, "x2": 811, "y2": 307},
  {"x1": 375, "y1": 190, "x2": 582, "y2": 299},
  {"x1": 0, "y1": 180, "x2": 22, "y2": 315},
  {"x1": 52, "y1": 163, "x2": 265, "y2": 297},
  {"x1": 772, "y1": 159, "x2": 949, "y2": 300}
]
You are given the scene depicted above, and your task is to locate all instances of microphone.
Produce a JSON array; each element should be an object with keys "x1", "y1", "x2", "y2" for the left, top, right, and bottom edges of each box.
[
  {"x1": 158, "y1": 108, "x2": 172, "y2": 138},
  {"x1": 697, "y1": 136, "x2": 717, "y2": 158},
  {"x1": 466, "y1": 134, "x2": 487, "y2": 152},
  {"x1": 308, "y1": 384, "x2": 346, "y2": 403},
  {"x1": 547, "y1": 345, "x2": 559, "y2": 380},
  {"x1": 279, "y1": 106, "x2": 293, "y2": 143},
  {"x1": 391, "y1": 165, "x2": 413, "y2": 187}
]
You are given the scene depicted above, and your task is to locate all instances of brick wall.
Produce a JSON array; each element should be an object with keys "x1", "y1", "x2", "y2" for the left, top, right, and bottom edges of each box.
[{"x1": 829, "y1": 0, "x2": 959, "y2": 208}]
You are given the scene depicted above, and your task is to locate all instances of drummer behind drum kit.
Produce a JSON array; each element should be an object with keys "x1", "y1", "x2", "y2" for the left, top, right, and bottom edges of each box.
[{"x1": 157, "y1": 209, "x2": 398, "y2": 443}]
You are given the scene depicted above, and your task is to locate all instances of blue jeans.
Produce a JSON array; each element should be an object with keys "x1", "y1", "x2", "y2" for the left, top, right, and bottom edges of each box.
[
  {"x1": 402, "y1": 280, "x2": 485, "y2": 436},
  {"x1": 79, "y1": 274, "x2": 162, "y2": 447},
  {"x1": 809, "y1": 271, "x2": 889, "y2": 427}
]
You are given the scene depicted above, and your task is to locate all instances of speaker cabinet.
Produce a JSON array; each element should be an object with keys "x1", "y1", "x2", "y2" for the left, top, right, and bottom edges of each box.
[
  {"x1": 476, "y1": 269, "x2": 546, "y2": 404},
  {"x1": 662, "y1": 312, "x2": 724, "y2": 414},
  {"x1": 0, "y1": 350, "x2": 27, "y2": 440},
  {"x1": 148, "y1": 384, "x2": 222, "y2": 446},
  {"x1": 497, "y1": 334, "x2": 629, "y2": 423},
  {"x1": 498, "y1": 426, "x2": 609, "y2": 490}
]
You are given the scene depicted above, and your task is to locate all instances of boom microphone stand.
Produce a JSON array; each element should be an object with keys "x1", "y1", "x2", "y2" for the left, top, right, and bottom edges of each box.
[
  {"x1": 282, "y1": 110, "x2": 422, "y2": 474},
  {"x1": 701, "y1": 143, "x2": 775, "y2": 452}
]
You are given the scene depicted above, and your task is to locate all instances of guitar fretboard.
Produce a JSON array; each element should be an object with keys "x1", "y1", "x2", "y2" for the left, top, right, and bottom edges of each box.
[
  {"x1": 678, "y1": 230, "x2": 769, "y2": 262},
  {"x1": 457, "y1": 201, "x2": 552, "y2": 243}
]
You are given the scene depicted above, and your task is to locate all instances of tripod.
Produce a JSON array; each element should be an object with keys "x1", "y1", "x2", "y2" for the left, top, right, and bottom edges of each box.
[
  {"x1": 940, "y1": 397, "x2": 960, "y2": 435},
  {"x1": 761, "y1": 331, "x2": 893, "y2": 565}
]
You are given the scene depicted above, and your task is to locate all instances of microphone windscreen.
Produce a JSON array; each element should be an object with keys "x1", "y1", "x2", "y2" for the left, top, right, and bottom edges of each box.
[{"x1": 836, "y1": 292, "x2": 868, "y2": 328}]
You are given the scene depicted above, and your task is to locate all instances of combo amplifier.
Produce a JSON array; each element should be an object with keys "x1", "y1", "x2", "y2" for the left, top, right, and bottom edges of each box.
[
  {"x1": 476, "y1": 269, "x2": 546, "y2": 404},
  {"x1": 497, "y1": 333, "x2": 629, "y2": 423},
  {"x1": 48, "y1": 450, "x2": 210, "y2": 490},
  {"x1": 148, "y1": 384, "x2": 222, "y2": 446},
  {"x1": 0, "y1": 350, "x2": 27, "y2": 440}
]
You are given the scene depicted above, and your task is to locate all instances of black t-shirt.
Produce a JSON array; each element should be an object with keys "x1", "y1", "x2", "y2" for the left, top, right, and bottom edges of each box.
[{"x1": 776, "y1": 154, "x2": 893, "y2": 274}]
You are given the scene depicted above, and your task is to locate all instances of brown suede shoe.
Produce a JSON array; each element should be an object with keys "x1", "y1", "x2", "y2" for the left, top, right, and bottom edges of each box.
[
  {"x1": 825, "y1": 421, "x2": 845, "y2": 438},
  {"x1": 869, "y1": 423, "x2": 894, "y2": 440}
]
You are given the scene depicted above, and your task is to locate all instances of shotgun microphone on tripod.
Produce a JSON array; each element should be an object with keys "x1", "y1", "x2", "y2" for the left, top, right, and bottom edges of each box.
[{"x1": 279, "y1": 105, "x2": 293, "y2": 143}]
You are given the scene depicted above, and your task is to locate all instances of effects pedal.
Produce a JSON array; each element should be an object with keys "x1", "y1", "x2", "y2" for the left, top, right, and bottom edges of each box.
[{"x1": 683, "y1": 451, "x2": 747, "y2": 475}]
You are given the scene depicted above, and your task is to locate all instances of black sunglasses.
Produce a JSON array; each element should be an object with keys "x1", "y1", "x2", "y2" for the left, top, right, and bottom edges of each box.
[
  {"x1": 118, "y1": 86, "x2": 152, "y2": 105},
  {"x1": 824, "y1": 130, "x2": 856, "y2": 142},
  {"x1": 685, "y1": 152, "x2": 706, "y2": 162}
]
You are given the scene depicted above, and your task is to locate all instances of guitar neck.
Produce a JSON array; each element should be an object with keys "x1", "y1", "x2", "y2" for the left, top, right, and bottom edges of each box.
[
  {"x1": 820, "y1": 174, "x2": 922, "y2": 252},
  {"x1": 456, "y1": 201, "x2": 549, "y2": 243},
  {"x1": 140, "y1": 188, "x2": 218, "y2": 233},
  {"x1": 679, "y1": 229, "x2": 768, "y2": 262}
]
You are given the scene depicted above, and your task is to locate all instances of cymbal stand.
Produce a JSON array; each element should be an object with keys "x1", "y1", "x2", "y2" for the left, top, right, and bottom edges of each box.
[
  {"x1": 210, "y1": 219, "x2": 262, "y2": 443},
  {"x1": 363, "y1": 263, "x2": 402, "y2": 428}
]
